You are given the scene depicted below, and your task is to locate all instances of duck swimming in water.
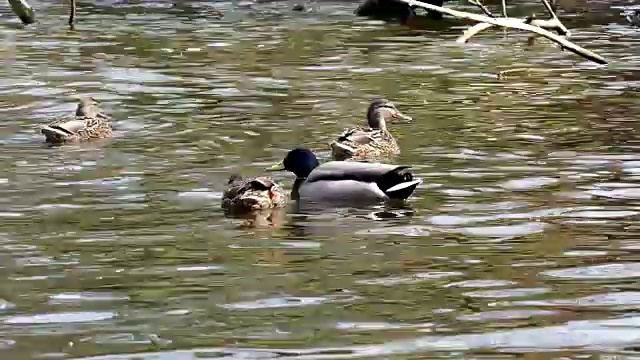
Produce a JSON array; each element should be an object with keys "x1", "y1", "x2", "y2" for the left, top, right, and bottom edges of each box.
[
  {"x1": 40, "y1": 97, "x2": 112, "y2": 144},
  {"x1": 221, "y1": 174, "x2": 287, "y2": 213},
  {"x1": 268, "y1": 147, "x2": 422, "y2": 205},
  {"x1": 330, "y1": 99, "x2": 412, "y2": 162}
]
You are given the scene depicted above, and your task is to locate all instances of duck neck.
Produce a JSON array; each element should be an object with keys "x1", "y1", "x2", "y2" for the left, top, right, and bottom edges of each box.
[
  {"x1": 291, "y1": 178, "x2": 305, "y2": 200},
  {"x1": 295, "y1": 162, "x2": 317, "y2": 179},
  {"x1": 293, "y1": 157, "x2": 320, "y2": 180},
  {"x1": 368, "y1": 111, "x2": 387, "y2": 131}
]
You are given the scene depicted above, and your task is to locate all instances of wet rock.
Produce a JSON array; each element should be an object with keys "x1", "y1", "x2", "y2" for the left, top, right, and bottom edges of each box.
[
  {"x1": 292, "y1": 3, "x2": 306, "y2": 11},
  {"x1": 355, "y1": 0, "x2": 447, "y2": 22}
]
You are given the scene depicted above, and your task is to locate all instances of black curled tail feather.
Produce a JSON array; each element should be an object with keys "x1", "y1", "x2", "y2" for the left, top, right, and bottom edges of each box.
[
  {"x1": 376, "y1": 167, "x2": 420, "y2": 200},
  {"x1": 375, "y1": 167, "x2": 411, "y2": 192}
]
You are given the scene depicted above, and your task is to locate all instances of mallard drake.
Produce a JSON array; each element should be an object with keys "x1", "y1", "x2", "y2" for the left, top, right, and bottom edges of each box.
[
  {"x1": 40, "y1": 97, "x2": 112, "y2": 144},
  {"x1": 330, "y1": 99, "x2": 412, "y2": 162},
  {"x1": 221, "y1": 174, "x2": 287, "y2": 213},
  {"x1": 267, "y1": 147, "x2": 422, "y2": 204}
]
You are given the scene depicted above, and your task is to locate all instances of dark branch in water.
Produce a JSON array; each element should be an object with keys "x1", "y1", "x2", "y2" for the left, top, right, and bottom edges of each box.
[
  {"x1": 69, "y1": 0, "x2": 77, "y2": 29},
  {"x1": 7, "y1": 0, "x2": 35, "y2": 24}
]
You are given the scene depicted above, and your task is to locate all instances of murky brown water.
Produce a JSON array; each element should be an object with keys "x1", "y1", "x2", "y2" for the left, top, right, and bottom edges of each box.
[{"x1": 1, "y1": 0, "x2": 640, "y2": 358}]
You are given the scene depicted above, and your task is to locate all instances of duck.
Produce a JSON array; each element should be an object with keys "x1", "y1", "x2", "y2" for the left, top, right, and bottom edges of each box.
[
  {"x1": 329, "y1": 99, "x2": 412, "y2": 162},
  {"x1": 267, "y1": 147, "x2": 422, "y2": 205},
  {"x1": 625, "y1": 9, "x2": 640, "y2": 27},
  {"x1": 221, "y1": 174, "x2": 287, "y2": 213},
  {"x1": 40, "y1": 97, "x2": 113, "y2": 144}
]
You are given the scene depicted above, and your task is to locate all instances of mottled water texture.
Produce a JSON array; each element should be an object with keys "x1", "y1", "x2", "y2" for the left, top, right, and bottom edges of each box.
[{"x1": 1, "y1": 0, "x2": 640, "y2": 358}]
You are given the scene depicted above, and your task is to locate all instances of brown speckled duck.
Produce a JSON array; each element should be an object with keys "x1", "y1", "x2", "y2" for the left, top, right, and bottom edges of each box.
[
  {"x1": 221, "y1": 174, "x2": 287, "y2": 213},
  {"x1": 329, "y1": 99, "x2": 412, "y2": 162},
  {"x1": 40, "y1": 97, "x2": 112, "y2": 144}
]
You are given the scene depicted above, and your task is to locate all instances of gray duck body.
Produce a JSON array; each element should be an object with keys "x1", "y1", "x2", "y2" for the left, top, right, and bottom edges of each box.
[{"x1": 269, "y1": 148, "x2": 422, "y2": 206}]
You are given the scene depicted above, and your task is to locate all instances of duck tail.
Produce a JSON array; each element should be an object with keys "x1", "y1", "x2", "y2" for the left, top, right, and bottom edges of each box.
[
  {"x1": 40, "y1": 125, "x2": 70, "y2": 143},
  {"x1": 385, "y1": 179, "x2": 422, "y2": 200},
  {"x1": 377, "y1": 167, "x2": 422, "y2": 200}
]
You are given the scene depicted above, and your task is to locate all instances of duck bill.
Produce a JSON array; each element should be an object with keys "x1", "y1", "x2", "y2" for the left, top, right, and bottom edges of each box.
[
  {"x1": 267, "y1": 161, "x2": 285, "y2": 172},
  {"x1": 392, "y1": 110, "x2": 412, "y2": 121}
]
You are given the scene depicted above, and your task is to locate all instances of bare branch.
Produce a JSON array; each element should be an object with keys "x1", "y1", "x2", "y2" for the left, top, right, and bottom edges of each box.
[
  {"x1": 540, "y1": 0, "x2": 569, "y2": 36},
  {"x1": 399, "y1": 0, "x2": 606, "y2": 64},
  {"x1": 457, "y1": 17, "x2": 567, "y2": 43},
  {"x1": 457, "y1": 22, "x2": 494, "y2": 43},
  {"x1": 501, "y1": 0, "x2": 507, "y2": 17}
]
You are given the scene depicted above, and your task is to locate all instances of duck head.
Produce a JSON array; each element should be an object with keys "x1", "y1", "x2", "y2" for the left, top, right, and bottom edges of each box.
[
  {"x1": 366, "y1": 98, "x2": 412, "y2": 130},
  {"x1": 267, "y1": 147, "x2": 320, "y2": 178},
  {"x1": 76, "y1": 97, "x2": 103, "y2": 117}
]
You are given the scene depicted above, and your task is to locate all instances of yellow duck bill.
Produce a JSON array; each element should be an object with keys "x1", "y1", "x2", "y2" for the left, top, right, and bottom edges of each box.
[{"x1": 267, "y1": 161, "x2": 285, "y2": 171}]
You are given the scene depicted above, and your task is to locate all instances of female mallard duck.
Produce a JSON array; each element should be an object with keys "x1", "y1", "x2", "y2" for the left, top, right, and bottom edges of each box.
[
  {"x1": 626, "y1": 9, "x2": 640, "y2": 26},
  {"x1": 330, "y1": 99, "x2": 412, "y2": 162},
  {"x1": 40, "y1": 97, "x2": 113, "y2": 144},
  {"x1": 268, "y1": 147, "x2": 422, "y2": 204},
  {"x1": 221, "y1": 174, "x2": 287, "y2": 213}
]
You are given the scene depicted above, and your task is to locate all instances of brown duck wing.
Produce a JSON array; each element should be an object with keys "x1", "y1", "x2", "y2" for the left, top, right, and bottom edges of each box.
[
  {"x1": 249, "y1": 177, "x2": 276, "y2": 189},
  {"x1": 338, "y1": 127, "x2": 377, "y2": 145}
]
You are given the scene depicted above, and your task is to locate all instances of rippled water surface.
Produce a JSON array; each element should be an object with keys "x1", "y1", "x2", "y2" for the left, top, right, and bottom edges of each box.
[{"x1": 1, "y1": 0, "x2": 640, "y2": 358}]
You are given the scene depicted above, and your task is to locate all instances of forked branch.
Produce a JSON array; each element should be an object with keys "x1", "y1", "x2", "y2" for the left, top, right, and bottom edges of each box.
[
  {"x1": 457, "y1": 16, "x2": 567, "y2": 43},
  {"x1": 398, "y1": 0, "x2": 606, "y2": 64},
  {"x1": 468, "y1": 0, "x2": 495, "y2": 18},
  {"x1": 540, "y1": 0, "x2": 568, "y2": 36}
]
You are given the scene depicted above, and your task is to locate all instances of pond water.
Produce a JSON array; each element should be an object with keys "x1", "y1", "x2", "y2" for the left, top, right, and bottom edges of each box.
[{"x1": 1, "y1": 0, "x2": 640, "y2": 358}]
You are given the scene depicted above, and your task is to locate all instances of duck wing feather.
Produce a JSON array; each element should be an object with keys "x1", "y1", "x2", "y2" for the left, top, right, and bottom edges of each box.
[{"x1": 307, "y1": 161, "x2": 408, "y2": 184}]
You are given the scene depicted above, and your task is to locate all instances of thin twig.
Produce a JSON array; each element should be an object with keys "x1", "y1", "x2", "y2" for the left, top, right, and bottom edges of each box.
[
  {"x1": 501, "y1": 0, "x2": 507, "y2": 38},
  {"x1": 468, "y1": 0, "x2": 494, "y2": 18},
  {"x1": 497, "y1": 66, "x2": 577, "y2": 79},
  {"x1": 399, "y1": 0, "x2": 606, "y2": 64},
  {"x1": 69, "y1": 0, "x2": 76, "y2": 29}
]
